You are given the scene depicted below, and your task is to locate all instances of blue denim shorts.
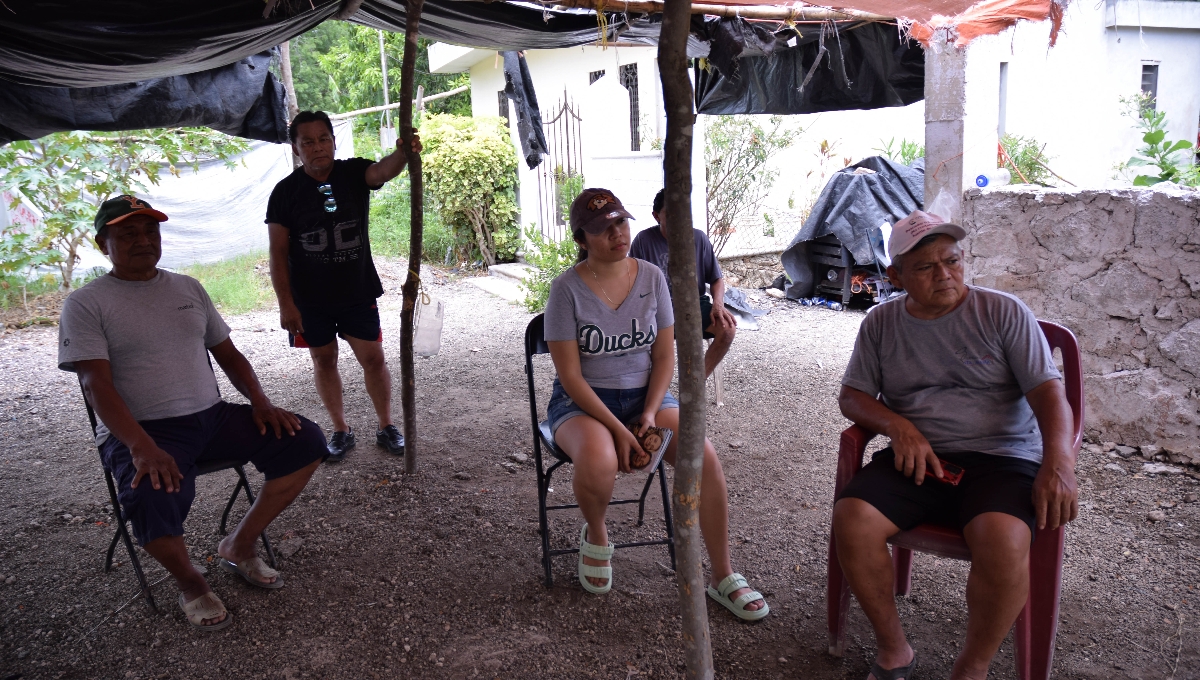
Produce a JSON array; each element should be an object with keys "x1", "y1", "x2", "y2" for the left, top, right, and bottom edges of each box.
[{"x1": 547, "y1": 379, "x2": 679, "y2": 435}]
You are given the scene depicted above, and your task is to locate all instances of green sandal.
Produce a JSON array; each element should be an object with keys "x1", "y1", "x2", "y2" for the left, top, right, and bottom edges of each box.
[
  {"x1": 706, "y1": 573, "x2": 769, "y2": 621},
  {"x1": 578, "y1": 524, "x2": 614, "y2": 595}
]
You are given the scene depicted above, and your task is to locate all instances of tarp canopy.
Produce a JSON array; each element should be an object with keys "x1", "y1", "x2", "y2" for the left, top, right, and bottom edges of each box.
[
  {"x1": 0, "y1": 52, "x2": 289, "y2": 146},
  {"x1": 695, "y1": 19, "x2": 924, "y2": 115},
  {"x1": 0, "y1": 0, "x2": 1065, "y2": 143}
]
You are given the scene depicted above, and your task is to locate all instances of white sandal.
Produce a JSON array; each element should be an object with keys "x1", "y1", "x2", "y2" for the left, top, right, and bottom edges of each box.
[
  {"x1": 578, "y1": 524, "x2": 614, "y2": 595},
  {"x1": 178, "y1": 592, "x2": 233, "y2": 632},
  {"x1": 706, "y1": 573, "x2": 770, "y2": 621}
]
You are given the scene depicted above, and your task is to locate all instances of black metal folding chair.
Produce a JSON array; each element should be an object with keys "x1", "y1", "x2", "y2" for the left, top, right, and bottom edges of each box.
[
  {"x1": 78, "y1": 366, "x2": 277, "y2": 612},
  {"x1": 523, "y1": 314, "x2": 676, "y2": 587}
]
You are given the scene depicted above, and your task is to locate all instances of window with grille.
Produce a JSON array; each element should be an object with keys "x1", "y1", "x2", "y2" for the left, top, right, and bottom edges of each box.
[
  {"x1": 589, "y1": 70, "x2": 606, "y2": 84},
  {"x1": 1141, "y1": 64, "x2": 1159, "y2": 109},
  {"x1": 619, "y1": 63, "x2": 640, "y2": 151},
  {"x1": 498, "y1": 91, "x2": 510, "y2": 125}
]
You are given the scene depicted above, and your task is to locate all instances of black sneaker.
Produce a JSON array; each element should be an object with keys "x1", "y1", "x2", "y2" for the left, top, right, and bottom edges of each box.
[
  {"x1": 376, "y1": 424, "x2": 405, "y2": 455},
  {"x1": 326, "y1": 430, "x2": 355, "y2": 462}
]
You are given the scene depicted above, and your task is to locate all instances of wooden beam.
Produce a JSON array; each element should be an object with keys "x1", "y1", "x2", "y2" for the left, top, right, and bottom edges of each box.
[
  {"x1": 398, "y1": 0, "x2": 426, "y2": 475},
  {"x1": 553, "y1": 0, "x2": 892, "y2": 22},
  {"x1": 658, "y1": 0, "x2": 715, "y2": 677},
  {"x1": 327, "y1": 86, "x2": 469, "y2": 120}
]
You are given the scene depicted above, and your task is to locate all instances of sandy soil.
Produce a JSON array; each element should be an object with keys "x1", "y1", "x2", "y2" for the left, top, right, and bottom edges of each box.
[{"x1": 0, "y1": 258, "x2": 1198, "y2": 680}]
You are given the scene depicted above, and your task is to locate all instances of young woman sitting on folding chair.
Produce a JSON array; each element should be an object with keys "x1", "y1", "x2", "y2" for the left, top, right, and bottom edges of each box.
[{"x1": 541, "y1": 188, "x2": 768, "y2": 621}]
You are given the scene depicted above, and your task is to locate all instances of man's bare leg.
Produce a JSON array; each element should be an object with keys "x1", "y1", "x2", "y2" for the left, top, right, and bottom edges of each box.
[
  {"x1": 217, "y1": 459, "x2": 321, "y2": 584},
  {"x1": 143, "y1": 535, "x2": 225, "y2": 626},
  {"x1": 952, "y1": 512, "x2": 1031, "y2": 680},
  {"x1": 832, "y1": 498, "x2": 914, "y2": 679},
  {"x1": 309, "y1": 342, "x2": 348, "y2": 431},
  {"x1": 703, "y1": 322, "x2": 735, "y2": 378},
  {"x1": 345, "y1": 335, "x2": 393, "y2": 429}
]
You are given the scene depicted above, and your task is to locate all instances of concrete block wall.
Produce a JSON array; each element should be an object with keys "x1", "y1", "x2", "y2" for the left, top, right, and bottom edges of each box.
[{"x1": 962, "y1": 185, "x2": 1200, "y2": 456}]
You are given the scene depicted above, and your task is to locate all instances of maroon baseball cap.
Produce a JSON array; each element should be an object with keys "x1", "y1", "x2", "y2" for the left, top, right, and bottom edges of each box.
[{"x1": 569, "y1": 188, "x2": 635, "y2": 235}]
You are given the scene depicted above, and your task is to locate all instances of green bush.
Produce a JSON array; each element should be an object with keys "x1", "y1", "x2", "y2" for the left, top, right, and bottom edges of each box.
[
  {"x1": 422, "y1": 114, "x2": 520, "y2": 266},
  {"x1": 520, "y1": 225, "x2": 579, "y2": 312},
  {"x1": 1000, "y1": 134, "x2": 1054, "y2": 185},
  {"x1": 181, "y1": 253, "x2": 274, "y2": 315},
  {"x1": 369, "y1": 176, "x2": 457, "y2": 262},
  {"x1": 1118, "y1": 93, "x2": 1197, "y2": 187}
]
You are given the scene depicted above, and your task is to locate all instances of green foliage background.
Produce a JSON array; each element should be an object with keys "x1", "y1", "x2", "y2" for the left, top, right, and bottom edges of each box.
[
  {"x1": 520, "y1": 225, "x2": 578, "y2": 312},
  {"x1": 290, "y1": 23, "x2": 471, "y2": 131},
  {"x1": 705, "y1": 116, "x2": 798, "y2": 256},
  {"x1": 422, "y1": 114, "x2": 519, "y2": 266},
  {"x1": 0, "y1": 129, "x2": 247, "y2": 289}
]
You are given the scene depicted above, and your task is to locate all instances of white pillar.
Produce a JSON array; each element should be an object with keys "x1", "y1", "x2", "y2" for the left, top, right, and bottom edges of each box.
[{"x1": 924, "y1": 32, "x2": 967, "y2": 223}]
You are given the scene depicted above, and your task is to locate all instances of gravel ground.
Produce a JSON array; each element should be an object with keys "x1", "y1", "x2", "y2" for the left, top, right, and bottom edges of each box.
[{"x1": 0, "y1": 257, "x2": 1198, "y2": 680}]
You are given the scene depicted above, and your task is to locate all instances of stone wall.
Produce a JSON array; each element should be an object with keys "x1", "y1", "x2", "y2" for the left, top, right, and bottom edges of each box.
[{"x1": 962, "y1": 185, "x2": 1200, "y2": 458}]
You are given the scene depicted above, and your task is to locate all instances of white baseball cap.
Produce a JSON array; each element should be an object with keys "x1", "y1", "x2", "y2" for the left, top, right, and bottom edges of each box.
[{"x1": 888, "y1": 210, "x2": 967, "y2": 258}]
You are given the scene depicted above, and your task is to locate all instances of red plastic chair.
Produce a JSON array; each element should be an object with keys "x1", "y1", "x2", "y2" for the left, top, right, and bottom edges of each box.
[{"x1": 826, "y1": 320, "x2": 1084, "y2": 680}]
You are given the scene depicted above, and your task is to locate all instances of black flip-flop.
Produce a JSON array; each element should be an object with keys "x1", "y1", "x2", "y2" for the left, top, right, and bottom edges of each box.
[{"x1": 868, "y1": 651, "x2": 916, "y2": 680}]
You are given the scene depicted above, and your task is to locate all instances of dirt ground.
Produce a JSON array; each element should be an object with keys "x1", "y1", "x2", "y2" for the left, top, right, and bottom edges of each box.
[{"x1": 1, "y1": 257, "x2": 1198, "y2": 680}]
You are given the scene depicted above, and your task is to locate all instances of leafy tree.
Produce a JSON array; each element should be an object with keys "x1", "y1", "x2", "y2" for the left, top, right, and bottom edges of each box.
[
  {"x1": 1118, "y1": 93, "x2": 1197, "y2": 187},
  {"x1": 422, "y1": 114, "x2": 518, "y2": 266},
  {"x1": 293, "y1": 22, "x2": 470, "y2": 123},
  {"x1": 704, "y1": 116, "x2": 798, "y2": 256},
  {"x1": 0, "y1": 129, "x2": 248, "y2": 289}
]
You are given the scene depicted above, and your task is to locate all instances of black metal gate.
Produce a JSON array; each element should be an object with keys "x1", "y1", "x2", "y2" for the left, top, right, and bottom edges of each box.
[{"x1": 536, "y1": 90, "x2": 585, "y2": 242}]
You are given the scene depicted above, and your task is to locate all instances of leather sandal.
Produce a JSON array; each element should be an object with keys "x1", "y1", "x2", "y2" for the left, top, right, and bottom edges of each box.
[
  {"x1": 219, "y1": 556, "x2": 284, "y2": 590},
  {"x1": 868, "y1": 651, "x2": 917, "y2": 680},
  {"x1": 178, "y1": 592, "x2": 233, "y2": 632}
]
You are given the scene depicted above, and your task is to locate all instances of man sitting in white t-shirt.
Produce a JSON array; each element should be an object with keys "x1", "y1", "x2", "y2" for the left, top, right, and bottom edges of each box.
[
  {"x1": 832, "y1": 210, "x2": 1078, "y2": 680},
  {"x1": 59, "y1": 196, "x2": 327, "y2": 632}
]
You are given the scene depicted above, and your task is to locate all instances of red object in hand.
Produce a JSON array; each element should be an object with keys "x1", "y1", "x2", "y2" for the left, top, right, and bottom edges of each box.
[{"x1": 932, "y1": 459, "x2": 964, "y2": 485}]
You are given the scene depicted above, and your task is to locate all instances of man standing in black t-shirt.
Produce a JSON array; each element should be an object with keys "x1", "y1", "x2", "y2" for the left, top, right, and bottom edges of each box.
[{"x1": 265, "y1": 111, "x2": 419, "y2": 461}]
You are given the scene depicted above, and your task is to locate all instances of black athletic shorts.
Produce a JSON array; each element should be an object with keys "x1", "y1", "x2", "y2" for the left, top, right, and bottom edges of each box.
[
  {"x1": 289, "y1": 300, "x2": 382, "y2": 348},
  {"x1": 699, "y1": 295, "x2": 715, "y2": 340},
  {"x1": 838, "y1": 447, "x2": 1041, "y2": 537}
]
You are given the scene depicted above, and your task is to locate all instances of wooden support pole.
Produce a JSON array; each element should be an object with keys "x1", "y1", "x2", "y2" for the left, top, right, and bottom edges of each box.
[
  {"x1": 554, "y1": 0, "x2": 892, "y2": 21},
  {"x1": 398, "y1": 0, "x2": 425, "y2": 475},
  {"x1": 659, "y1": 0, "x2": 714, "y2": 678}
]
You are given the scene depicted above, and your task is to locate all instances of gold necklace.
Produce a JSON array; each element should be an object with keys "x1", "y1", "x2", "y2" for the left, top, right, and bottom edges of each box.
[{"x1": 585, "y1": 258, "x2": 632, "y2": 307}]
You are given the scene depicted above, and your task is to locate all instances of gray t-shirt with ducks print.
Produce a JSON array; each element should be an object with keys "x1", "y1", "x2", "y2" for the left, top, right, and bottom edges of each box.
[{"x1": 543, "y1": 259, "x2": 675, "y2": 389}]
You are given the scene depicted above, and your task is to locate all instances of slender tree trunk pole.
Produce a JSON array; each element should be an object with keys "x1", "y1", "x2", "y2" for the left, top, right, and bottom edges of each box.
[
  {"x1": 398, "y1": 0, "x2": 425, "y2": 474},
  {"x1": 279, "y1": 41, "x2": 300, "y2": 169},
  {"x1": 658, "y1": 1, "x2": 714, "y2": 677}
]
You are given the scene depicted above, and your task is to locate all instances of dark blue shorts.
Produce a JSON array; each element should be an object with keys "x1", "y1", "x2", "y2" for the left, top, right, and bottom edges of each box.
[
  {"x1": 547, "y1": 379, "x2": 679, "y2": 435},
  {"x1": 99, "y1": 401, "x2": 327, "y2": 546},
  {"x1": 289, "y1": 300, "x2": 382, "y2": 348},
  {"x1": 839, "y1": 447, "x2": 1041, "y2": 537}
]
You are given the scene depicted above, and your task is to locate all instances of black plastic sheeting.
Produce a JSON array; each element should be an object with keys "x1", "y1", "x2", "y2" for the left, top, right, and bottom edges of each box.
[
  {"x1": 695, "y1": 20, "x2": 924, "y2": 115},
  {"x1": 780, "y1": 156, "x2": 923, "y2": 299},
  {"x1": 0, "y1": 0, "x2": 621, "y2": 89},
  {"x1": 0, "y1": 53, "x2": 288, "y2": 146},
  {"x1": 501, "y1": 52, "x2": 550, "y2": 170}
]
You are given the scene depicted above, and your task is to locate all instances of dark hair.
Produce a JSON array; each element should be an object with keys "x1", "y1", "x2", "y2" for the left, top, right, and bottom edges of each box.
[
  {"x1": 892, "y1": 233, "x2": 956, "y2": 272},
  {"x1": 652, "y1": 188, "x2": 665, "y2": 214},
  {"x1": 289, "y1": 111, "x2": 335, "y2": 144},
  {"x1": 573, "y1": 227, "x2": 588, "y2": 263}
]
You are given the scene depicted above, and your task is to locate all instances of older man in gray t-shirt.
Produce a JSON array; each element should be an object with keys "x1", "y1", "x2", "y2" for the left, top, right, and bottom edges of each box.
[
  {"x1": 830, "y1": 210, "x2": 1078, "y2": 680},
  {"x1": 59, "y1": 195, "x2": 327, "y2": 632}
]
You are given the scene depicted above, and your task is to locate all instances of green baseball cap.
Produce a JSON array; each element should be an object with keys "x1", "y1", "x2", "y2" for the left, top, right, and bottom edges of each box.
[{"x1": 94, "y1": 195, "x2": 169, "y2": 233}]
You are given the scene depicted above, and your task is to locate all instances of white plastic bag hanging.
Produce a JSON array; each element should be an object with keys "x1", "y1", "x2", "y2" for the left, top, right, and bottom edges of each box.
[{"x1": 413, "y1": 289, "x2": 443, "y2": 357}]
